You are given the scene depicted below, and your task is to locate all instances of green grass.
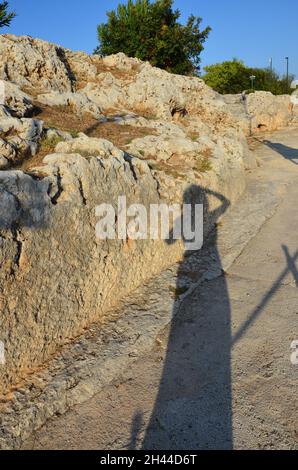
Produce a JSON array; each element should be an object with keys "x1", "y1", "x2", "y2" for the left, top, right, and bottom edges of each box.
[
  {"x1": 192, "y1": 156, "x2": 212, "y2": 173},
  {"x1": 168, "y1": 285, "x2": 189, "y2": 299},
  {"x1": 39, "y1": 135, "x2": 64, "y2": 153}
]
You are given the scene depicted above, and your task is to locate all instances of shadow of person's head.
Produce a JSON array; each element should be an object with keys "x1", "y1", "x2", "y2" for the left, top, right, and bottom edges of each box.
[{"x1": 167, "y1": 184, "x2": 230, "y2": 252}]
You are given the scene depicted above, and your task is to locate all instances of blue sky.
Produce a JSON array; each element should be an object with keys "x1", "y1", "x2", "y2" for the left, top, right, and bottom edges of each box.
[{"x1": 2, "y1": 0, "x2": 297, "y2": 77}]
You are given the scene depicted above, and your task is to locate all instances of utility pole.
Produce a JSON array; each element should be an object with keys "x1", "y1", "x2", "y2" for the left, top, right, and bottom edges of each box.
[
  {"x1": 285, "y1": 56, "x2": 289, "y2": 92},
  {"x1": 269, "y1": 57, "x2": 273, "y2": 74}
]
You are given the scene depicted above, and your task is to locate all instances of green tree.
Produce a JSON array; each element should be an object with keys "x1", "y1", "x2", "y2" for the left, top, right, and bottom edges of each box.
[
  {"x1": 203, "y1": 60, "x2": 250, "y2": 94},
  {"x1": 0, "y1": 1, "x2": 15, "y2": 29},
  {"x1": 95, "y1": 0, "x2": 211, "y2": 75},
  {"x1": 203, "y1": 59, "x2": 294, "y2": 95},
  {"x1": 249, "y1": 67, "x2": 294, "y2": 95}
]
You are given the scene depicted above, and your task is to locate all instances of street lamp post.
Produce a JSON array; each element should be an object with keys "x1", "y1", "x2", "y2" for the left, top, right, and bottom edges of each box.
[
  {"x1": 285, "y1": 57, "x2": 289, "y2": 92},
  {"x1": 250, "y1": 75, "x2": 256, "y2": 91}
]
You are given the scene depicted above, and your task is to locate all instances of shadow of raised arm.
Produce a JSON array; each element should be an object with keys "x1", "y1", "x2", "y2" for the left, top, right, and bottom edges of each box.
[
  {"x1": 203, "y1": 187, "x2": 231, "y2": 223},
  {"x1": 166, "y1": 185, "x2": 230, "y2": 247}
]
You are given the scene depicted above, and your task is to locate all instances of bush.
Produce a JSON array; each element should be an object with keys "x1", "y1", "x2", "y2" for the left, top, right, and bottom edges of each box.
[{"x1": 203, "y1": 59, "x2": 294, "y2": 95}]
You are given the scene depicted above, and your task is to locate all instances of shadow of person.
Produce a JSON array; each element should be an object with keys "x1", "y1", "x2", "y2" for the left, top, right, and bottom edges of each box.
[
  {"x1": 262, "y1": 140, "x2": 298, "y2": 165},
  {"x1": 139, "y1": 184, "x2": 232, "y2": 450},
  {"x1": 0, "y1": 171, "x2": 51, "y2": 231}
]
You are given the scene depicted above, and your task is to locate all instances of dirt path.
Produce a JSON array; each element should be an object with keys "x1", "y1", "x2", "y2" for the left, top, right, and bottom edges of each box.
[{"x1": 21, "y1": 129, "x2": 298, "y2": 450}]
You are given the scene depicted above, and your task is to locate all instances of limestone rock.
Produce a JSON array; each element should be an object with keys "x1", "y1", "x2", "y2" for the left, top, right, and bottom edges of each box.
[
  {"x1": 0, "y1": 80, "x2": 35, "y2": 118},
  {"x1": 0, "y1": 34, "x2": 264, "y2": 399},
  {"x1": 81, "y1": 77, "x2": 124, "y2": 111},
  {"x1": 0, "y1": 116, "x2": 43, "y2": 162},
  {"x1": 0, "y1": 105, "x2": 10, "y2": 118},
  {"x1": 118, "y1": 116, "x2": 186, "y2": 137},
  {"x1": 45, "y1": 128, "x2": 73, "y2": 142},
  {"x1": 222, "y1": 94, "x2": 251, "y2": 135},
  {"x1": 0, "y1": 155, "x2": 9, "y2": 169},
  {"x1": 127, "y1": 134, "x2": 203, "y2": 162},
  {"x1": 0, "y1": 35, "x2": 74, "y2": 92},
  {"x1": 0, "y1": 137, "x2": 17, "y2": 161},
  {"x1": 224, "y1": 92, "x2": 294, "y2": 135},
  {"x1": 37, "y1": 91, "x2": 103, "y2": 118},
  {"x1": 101, "y1": 52, "x2": 142, "y2": 71},
  {"x1": 247, "y1": 92, "x2": 292, "y2": 132},
  {"x1": 55, "y1": 134, "x2": 124, "y2": 159}
]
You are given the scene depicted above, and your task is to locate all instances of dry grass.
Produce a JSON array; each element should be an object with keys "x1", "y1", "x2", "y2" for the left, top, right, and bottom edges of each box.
[
  {"x1": 13, "y1": 101, "x2": 212, "y2": 177},
  {"x1": 192, "y1": 147, "x2": 213, "y2": 173},
  {"x1": 14, "y1": 103, "x2": 157, "y2": 171},
  {"x1": 32, "y1": 103, "x2": 157, "y2": 150},
  {"x1": 95, "y1": 62, "x2": 140, "y2": 80},
  {"x1": 151, "y1": 147, "x2": 213, "y2": 179},
  {"x1": 0, "y1": 128, "x2": 19, "y2": 139},
  {"x1": 87, "y1": 122, "x2": 156, "y2": 148},
  {"x1": 76, "y1": 62, "x2": 140, "y2": 90},
  {"x1": 149, "y1": 161, "x2": 186, "y2": 180},
  {"x1": 192, "y1": 156, "x2": 212, "y2": 173},
  {"x1": 150, "y1": 155, "x2": 212, "y2": 179},
  {"x1": 15, "y1": 135, "x2": 64, "y2": 172},
  {"x1": 33, "y1": 103, "x2": 95, "y2": 135},
  {"x1": 187, "y1": 132, "x2": 199, "y2": 142}
]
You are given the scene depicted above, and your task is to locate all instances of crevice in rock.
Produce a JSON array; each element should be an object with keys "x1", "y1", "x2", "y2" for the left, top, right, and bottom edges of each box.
[
  {"x1": 55, "y1": 47, "x2": 77, "y2": 92},
  {"x1": 11, "y1": 224, "x2": 22, "y2": 270},
  {"x1": 49, "y1": 169, "x2": 63, "y2": 205},
  {"x1": 24, "y1": 171, "x2": 46, "y2": 181},
  {"x1": 170, "y1": 105, "x2": 188, "y2": 120},
  {"x1": 4, "y1": 63, "x2": 11, "y2": 82},
  {"x1": 78, "y1": 178, "x2": 87, "y2": 206},
  {"x1": 123, "y1": 153, "x2": 138, "y2": 182},
  {"x1": 147, "y1": 165, "x2": 162, "y2": 198}
]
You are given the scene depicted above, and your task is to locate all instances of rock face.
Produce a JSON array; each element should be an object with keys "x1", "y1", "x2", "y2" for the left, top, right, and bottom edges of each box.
[
  {"x1": 0, "y1": 35, "x2": 74, "y2": 92},
  {"x1": 223, "y1": 91, "x2": 295, "y2": 135},
  {"x1": 290, "y1": 90, "x2": 298, "y2": 126},
  {"x1": 0, "y1": 116, "x2": 43, "y2": 167},
  {"x1": 36, "y1": 91, "x2": 103, "y2": 119},
  {"x1": 0, "y1": 34, "x2": 260, "y2": 397},
  {"x1": 247, "y1": 92, "x2": 293, "y2": 132},
  {"x1": 0, "y1": 80, "x2": 35, "y2": 118}
]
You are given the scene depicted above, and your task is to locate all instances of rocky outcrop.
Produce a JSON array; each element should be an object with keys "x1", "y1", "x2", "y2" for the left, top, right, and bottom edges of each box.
[
  {"x1": 290, "y1": 89, "x2": 298, "y2": 126},
  {"x1": 0, "y1": 35, "x2": 75, "y2": 93},
  {"x1": 0, "y1": 115, "x2": 43, "y2": 168},
  {"x1": 0, "y1": 35, "x2": 259, "y2": 397},
  {"x1": 247, "y1": 92, "x2": 293, "y2": 132},
  {"x1": 36, "y1": 91, "x2": 104, "y2": 119},
  {"x1": 223, "y1": 91, "x2": 296, "y2": 135},
  {"x1": 0, "y1": 81, "x2": 35, "y2": 118}
]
